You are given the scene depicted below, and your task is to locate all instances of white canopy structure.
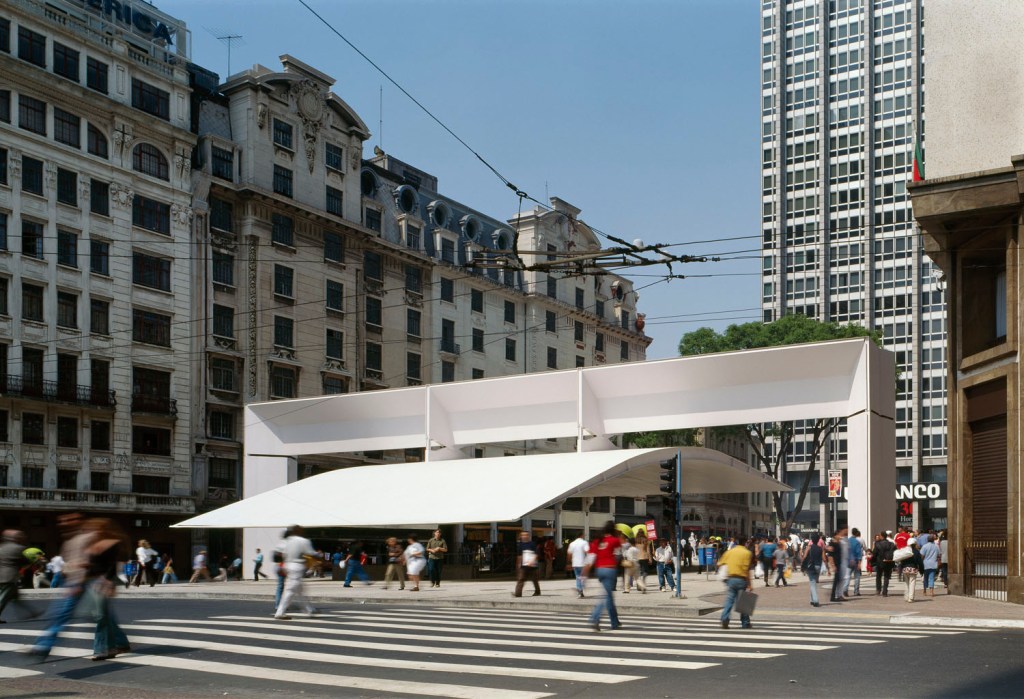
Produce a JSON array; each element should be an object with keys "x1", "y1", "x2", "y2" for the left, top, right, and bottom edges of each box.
[
  {"x1": 176, "y1": 447, "x2": 789, "y2": 529},
  {"x1": 178, "y1": 337, "x2": 895, "y2": 556}
]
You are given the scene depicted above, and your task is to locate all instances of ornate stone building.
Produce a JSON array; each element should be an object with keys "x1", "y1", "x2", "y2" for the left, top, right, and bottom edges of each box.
[{"x1": 0, "y1": 0, "x2": 196, "y2": 555}]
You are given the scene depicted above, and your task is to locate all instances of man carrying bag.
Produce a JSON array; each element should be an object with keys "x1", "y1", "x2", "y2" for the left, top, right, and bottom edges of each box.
[{"x1": 718, "y1": 537, "x2": 755, "y2": 629}]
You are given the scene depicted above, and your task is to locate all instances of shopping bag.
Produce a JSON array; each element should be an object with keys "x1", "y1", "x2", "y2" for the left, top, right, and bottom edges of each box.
[
  {"x1": 893, "y1": 546, "x2": 913, "y2": 563},
  {"x1": 734, "y1": 589, "x2": 758, "y2": 616},
  {"x1": 783, "y1": 568, "x2": 791, "y2": 579},
  {"x1": 754, "y1": 562, "x2": 765, "y2": 579},
  {"x1": 717, "y1": 565, "x2": 729, "y2": 582}
]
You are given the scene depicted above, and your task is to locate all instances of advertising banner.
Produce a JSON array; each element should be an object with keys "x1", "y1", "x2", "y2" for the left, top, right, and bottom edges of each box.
[
  {"x1": 828, "y1": 469, "x2": 843, "y2": 498},
  {"x1": 645, "y1": 519, "x2": 657, "y2": 541}
]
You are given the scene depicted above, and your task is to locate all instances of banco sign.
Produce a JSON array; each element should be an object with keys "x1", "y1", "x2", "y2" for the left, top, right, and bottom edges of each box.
[
  {"x1": 71, "y1": 0, "x2": 176, "y2": 44},
  {"x1": 895, "y1": 482, "x2": 945, "y2": 500}
]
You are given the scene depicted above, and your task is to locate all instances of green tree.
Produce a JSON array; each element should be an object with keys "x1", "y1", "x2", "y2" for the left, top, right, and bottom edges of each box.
[{"x1": 677, "y1": 314, "x2": 883, "y2": 536}]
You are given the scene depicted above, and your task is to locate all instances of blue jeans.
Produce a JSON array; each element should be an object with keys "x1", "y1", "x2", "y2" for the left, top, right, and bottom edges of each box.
[
  {"x1": 344, "y1": 560, "x2": 370, "y2": 585},
  {"x1": 845, "y1": 564, "x2": 862, "y2": 595},
  {"x1": 34, "y1": 585, "x2": 86, "y2": 653},
  {"x1": 275, "y1": 570, "x2": 285, "y2": 608},
  {"x1": 92, "y1": 590, "x2": 129, "y2": 656},
  {"x1": 720, "y1": 577, "x2": 751, "y2": 627},
  {"x1": 807, "y1": 568, "x2": 820, "y2": 605},
  {"x1": 657, "y1": 562, "x2": 675, "y2": 589},
  {"x1": 50, "y1": 572, "x2": 64, "y2": 589},
  {"x1": 923, "y1": 568, "x2": 937, "y2": 590},
  {"x1": 589, "y1": 567, "x2": 619, "y2": 628},
  {"x1": 573, "y1": 566, "x2": 585, "y2": 593}
]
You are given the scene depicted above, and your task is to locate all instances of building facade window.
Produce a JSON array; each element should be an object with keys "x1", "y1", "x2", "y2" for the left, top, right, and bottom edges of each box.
[
  {"x1": 324, "y1": 231, "x2": 344, "y2": 262},
  {"x1": 271, "y1": 213, "x2": 293, "y2": 246},
  {"x1": 209, "y1": 411, "x2": 235, "y2": 440},
  {"x1": 547, "y1": 346, "x2": 557, "y2": 369},
  {"x1": 407, "y1": 352, "x2": 421, "y2": 381},
  {"x1": 365, "y1": 208, "x2": 382, "y2": 232},
  {"x1": 326, "y1": 329, "x2": 343, "y2": 359},
  {"x1": 57, "y1": 230, "x2": 77, "y2": 267},
  {"x1": 22, "y1": 283, "x2": 43, "y2": 321},
  {"x1": 132, "y1": 196, "x2": 171, "y2": 235},
  {"x1": 440, "y1": 277, "x2": 454, "y2": 302},
  {"x1": 326, "y1": 186, "x2": 343, "y2": 215},
  {"x1": 132, "y1": 427, "x2": 172, "y2": 456},
  {"x1": 471, "y1": 289, "x2": 483, "y2": 313},
  {"x1": 18, "y1": 95, "x2": 46, "y2": 135},
  {"x1": 273, "y1": 264, "x2": 294, "y2": 298},
  {"x1": 505, "y1": 337, "x2": 516, "y2": 361},
  {"x1": 57, "y1": 416, "x2": 78, "y2": 447},
  {"x1": 56, "y1": 169, "x2": 77, "y2": 205},
  {"x1": 23, "y1": 413, "x2": 45, "y2": 445},
  {"x1": 210, "y1": 358, "x2": 237, "y2": 392},
  {"x1": 365, "y1": 296, "x2": 382, "y2": 328},
  {"x1": 132, "y1": 309, "x2": 171, "y2": 346},
  {"x1": 131, "y1": 78, "x2": 169, "y2": 120},
  {"x1": 87, "y1": 123, "x2": 107, "y2": 158},
  {"x1": 212, "y1": 251, "x2": 233, "y2": 286},
  {"x1": 212, "y1": 304, "x2": 234, "y2": 338},
  {"x1": 133, "y1": 143, "x2": 169, "y2": 180},
  {"x1": 86, "y1": 57, "x2": 107, "y2": 93},
  {"x1": 270, "y1": 366, "x2": 297, "y2": 398},
  {"x1": 272, "y1": 119, "x2": 293, "y2": 149},
  {"x1": 57, "y1": 292, "x2": 77, "y2": 328},
  {"x1": 54, "y1": 108, "x2": 81, "y2": 148},
  {"x1": 326, "y1": 280, "x2": 343, "y2": 311},
  {"x1": 22, "y1": 220, "x2": 44, "y2": 258},
  {"x1": 211, "y1": 146, "x2": 233, "y2": 180},
  {"x1": 274, "y1": 316, "x2": 294, "y2": 348},
  {"x1": 325, "y1": 142, "x2": 343, "y2": 171},
  {"x1": 209, "y1": 197, "x2": 233, "y2": 232},
  {"x1": 53, "y1": 42, "x2": 79, "y2": 81},
  {"x1": 91, "y1": 421, "x2": 110, "y2": 451},
  {"x1": 18, "y1": 27, "x2": 45, "y2": 67},
  {"x1": 472, "y1": 327, "x2": 484, "y2": 353},
  {"x1": 90, "y1": 180, "x2": 109, "y2": 215},
  {"x1": 273, "y1": 165, "x2": 293, "y2": 197},
  {"x1": 441, "y1": 360, "x2": 455, "y2": 383},
  {"x1": 22, "y1": 156, "x2": 43, "y2": 194},
  {"x1": 133, "y1": 252, "x2": 171, "y2": 291},
  {"x1": 364, "y1": 251, "x2": 382, "y2": 281},
  {"x1": 90, "y1": 240, "x2": 110, "y2": 275},
  {"x1": 90, "y1": 299, "x2": 109, "y2": 335},
  {"x1": 545, "y1": 310, "x2": 556, "y2": 333},
  {"x1": 407, "y1": 308, "x2": 421, "y2": 337}
]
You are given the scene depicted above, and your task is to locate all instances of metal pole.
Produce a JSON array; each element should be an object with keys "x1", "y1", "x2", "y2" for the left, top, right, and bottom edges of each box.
[{"x1": 674, "y1": 448, "x2": 682, "y2": 598}]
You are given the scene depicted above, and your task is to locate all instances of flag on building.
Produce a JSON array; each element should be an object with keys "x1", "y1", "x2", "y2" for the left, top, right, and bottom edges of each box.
[{"x1": 913, "y1": 138, "x2": 925, "y2": 182}]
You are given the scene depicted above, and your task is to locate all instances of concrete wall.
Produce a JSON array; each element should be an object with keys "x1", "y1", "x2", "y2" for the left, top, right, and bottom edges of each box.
[{"x1": 927, "y1": 0, "x2": 1024, "y2": 179}]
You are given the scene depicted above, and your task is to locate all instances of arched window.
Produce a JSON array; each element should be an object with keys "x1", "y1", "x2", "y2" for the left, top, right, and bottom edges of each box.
[
  {"x1": 133, "y1": 143, "x2": 169, "y2": 180},
  {"x1": 87, "y1": 123, "x2": 108, "y2": 159}
]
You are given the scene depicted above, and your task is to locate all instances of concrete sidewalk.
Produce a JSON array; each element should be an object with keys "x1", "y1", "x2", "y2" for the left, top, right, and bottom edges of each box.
[{"x1": 20, "y1": 572, "x2": 1024, "y2": 627}]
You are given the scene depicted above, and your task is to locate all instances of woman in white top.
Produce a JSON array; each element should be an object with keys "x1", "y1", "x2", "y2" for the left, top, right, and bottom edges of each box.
[
  {"x1": 133, "y1": 540, "x2": 158, "y2": 587},
  {"x1": 404, "y1": 534, "x2": 426, "y2": 592}
]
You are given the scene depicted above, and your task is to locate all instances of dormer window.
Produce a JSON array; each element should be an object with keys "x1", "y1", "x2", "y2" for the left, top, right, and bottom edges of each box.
[
  {"x1": 461, "y1": 215, "x2": 481, "y2": 242},
  {"x1": 429, "y1": 201, "x2": 450, "y2": 228},
  {"x1": 395, "y1": 185, "x2": 417, "y2": 214}
]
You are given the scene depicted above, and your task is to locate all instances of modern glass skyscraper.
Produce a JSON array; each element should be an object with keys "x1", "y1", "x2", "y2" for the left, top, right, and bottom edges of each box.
[{"x1": 760, "y1": 0, "x2": 946, "y2": 531}]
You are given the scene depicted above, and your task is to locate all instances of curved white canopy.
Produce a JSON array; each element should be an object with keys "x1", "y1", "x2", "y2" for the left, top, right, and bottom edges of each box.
[{"x1": 175, "y1": 447, "x2": 789, "y2": 529}]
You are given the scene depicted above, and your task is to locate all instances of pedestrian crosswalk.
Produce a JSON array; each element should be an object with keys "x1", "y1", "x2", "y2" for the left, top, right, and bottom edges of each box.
[{"x1": 0, "y1": 604, "x2": 984, "y2": 698}]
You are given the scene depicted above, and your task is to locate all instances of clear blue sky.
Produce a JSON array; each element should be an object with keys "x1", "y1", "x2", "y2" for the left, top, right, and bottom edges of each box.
[{"x1": 166, "y1": 0, "x2": 762, "y2": 359}]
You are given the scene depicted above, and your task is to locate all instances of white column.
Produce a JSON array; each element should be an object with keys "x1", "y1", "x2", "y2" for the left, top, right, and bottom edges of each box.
[
  {"x1": 553, "y1": 502, "x2": 563, "y2": 546},
  {"x1": 242, "y1": 455, "x2": 297, "y2": 568},
  {"x1": 846, "y1": 411, "x2": 897, "y2": 539}
]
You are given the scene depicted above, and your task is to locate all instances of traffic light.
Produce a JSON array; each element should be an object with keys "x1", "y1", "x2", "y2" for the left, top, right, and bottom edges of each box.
[{"x1": 659, "y1": 457, "x2": 678, "y2": 524}]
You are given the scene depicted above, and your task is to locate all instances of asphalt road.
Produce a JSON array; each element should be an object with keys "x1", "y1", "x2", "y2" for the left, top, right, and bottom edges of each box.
[{"x1": 0, "y1": 597, "x2": 1020, "y2": 698}]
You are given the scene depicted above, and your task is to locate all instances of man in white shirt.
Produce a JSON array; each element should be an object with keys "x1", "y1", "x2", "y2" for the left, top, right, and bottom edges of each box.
[
  {"x1": 567, "y1": 534, "x2": 590, "y2": 599},
  {"x1": 48, "y1": 555, "x2": 66, "y2": 589},
  {"x1": 274, "y1": 525, "x2": 317, "y2": 620},
  {"x1": 654, "y1": 539, "x2": 676, "y2": 592}
]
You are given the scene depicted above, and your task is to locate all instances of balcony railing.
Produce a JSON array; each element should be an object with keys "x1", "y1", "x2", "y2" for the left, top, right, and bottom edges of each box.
[
  {"x1": 131, "y1": 394, "x2": 178, "y2": 417},
  {"x1": 0, "y1": 487, "x2": 195, "y2": 513},
  {"x1": 2, "y1": 375, "x2": 116, "y2": 408},
  {"x1": 440, "y1": 342, "x2": 461, "y2": 356}
]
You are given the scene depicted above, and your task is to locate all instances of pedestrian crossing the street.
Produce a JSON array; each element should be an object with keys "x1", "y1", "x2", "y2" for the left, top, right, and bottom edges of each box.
[{"x1": 0, "y1": 605, "x2": 985, "y2": 698}]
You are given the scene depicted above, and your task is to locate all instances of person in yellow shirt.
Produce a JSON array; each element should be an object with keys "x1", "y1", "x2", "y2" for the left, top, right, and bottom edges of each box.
[{"x1": 718, "y1": 538, "x2": 754, "y2": 629}]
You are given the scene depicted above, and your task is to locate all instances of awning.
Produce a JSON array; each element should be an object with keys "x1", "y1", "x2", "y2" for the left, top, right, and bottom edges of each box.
[{"x1": 174, "y1": 447, "x2": 790, "y2": 529}]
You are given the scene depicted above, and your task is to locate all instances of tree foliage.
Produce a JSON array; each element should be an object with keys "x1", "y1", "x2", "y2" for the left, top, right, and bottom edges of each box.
[{"x1": 677, "y1": 314, "x2": 881, "y2": 535}]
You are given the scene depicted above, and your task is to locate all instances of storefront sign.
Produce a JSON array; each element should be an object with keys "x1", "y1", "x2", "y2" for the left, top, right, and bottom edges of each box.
[{"x1": 895, "y1": 482, "x2": 946, "y2": 500}]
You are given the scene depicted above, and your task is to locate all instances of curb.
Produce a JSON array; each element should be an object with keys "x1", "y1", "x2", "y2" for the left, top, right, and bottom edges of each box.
[{"x1": 889, "y1": 615, "x2": 1024, "y2": 629}]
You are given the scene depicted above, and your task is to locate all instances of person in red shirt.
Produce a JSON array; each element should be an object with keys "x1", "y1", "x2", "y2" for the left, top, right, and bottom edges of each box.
[
  {"x1": 894, "y1": 527, "x2": 910, "y2": 550},
  {"x1": 586, "y1": 521, "x2": 622, "y2": 632}
]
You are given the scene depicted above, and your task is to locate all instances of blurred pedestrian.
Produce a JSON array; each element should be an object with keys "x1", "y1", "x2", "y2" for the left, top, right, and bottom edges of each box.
[
  {"x1": 513, "y1": 531, "x2": 541, "y2": 597},
  {"x1": 845, "y1": 528, "x2": 865, "y2": 596},
  {"x1": 588, "y1": 521, "x2": 622, "y2": 631},
  {"x1": 1, "y1": 530, "x2": 40, "y2": 622},
  {"x1": 757, "y1": 536, "x2": 776, "y2": 589},
  {"x1": 160, "y1": 554, "x2": 177, "y2": 584},
  {"x1": 383, "y1": 537, "x2": 406, "y2": 590},
  {"x1": 921, "y1": 536, "x2": 940, "y2": 596},
  {"x1": 273, "y1": 531, "x2": 288, "y2": 609},
  {"x1": 82, "y1": 518, "x2": 132, "y2": 661},
  {"x1": 48, "y1": 555, "x2": 66, "y2": 590},
  {"x1": 772, "y1": 538, "x2": 789, "y2": 587},
  {"x1": 189, "y1": 550, "x2": 210, "y2": 584},
  {"x1": 939, "y1": 531, "x2": 949, "y2": 589},
  {"x1": 542, "y1": 536, "x2": 556, "y2": 580},
  {"x1": 274, "y1": 525, "x2": 318, "y2": 619},
  {"x1": 343, "y1": 540, "x2": 371, "y2": 587},
  {"x1": 30, "y1": 514, "x2": 94, "y2": 656},
  {"x1": 827, "y1": 528, "x2": 849, "y2": 602},
  {"x1": 133, "y1": 540, "x2": 157, "y2": 587},
  {"x1": 404, "y1": 534, "x2": 425, "y2": 592}
]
